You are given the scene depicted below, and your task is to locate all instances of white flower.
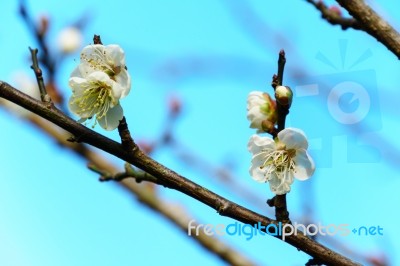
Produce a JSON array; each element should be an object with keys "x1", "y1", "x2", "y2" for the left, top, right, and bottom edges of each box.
[
  {"x1": 69, "y1": 44, "x2": 131, "y2": 130},
  {"x1": 247, "y1": 91, "x2": 277, "y2": 132},
  {"x1": 57, "y1": 27, "x2": 83, "y2": 54},
  {"x1": 69, "y1": 71, "x2": 126, "y2": 130},
  {"x1": 248, "y1": 128, "x2": 315, "y2": 195},
  {"x1": 71, "y1": 44, "x2": 131, "y2": 98}
]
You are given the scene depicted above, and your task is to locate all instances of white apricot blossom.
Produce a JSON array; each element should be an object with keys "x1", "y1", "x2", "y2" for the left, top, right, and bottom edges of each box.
[
  {"x1": 71, "y1": 44, "x2": 130, "y2": 97},
  {"x1": 247, "y1": 91, "x2": 277, "y2": 132},
  {"x1": 69, "y1": 44, "x2": 131, "y2": 130},
  {"x1": 248, "y1": 128, "x2": 315, "y2": 195}
]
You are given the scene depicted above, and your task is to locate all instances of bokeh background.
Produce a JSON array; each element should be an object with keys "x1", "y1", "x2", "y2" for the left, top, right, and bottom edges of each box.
[{"x1": 1, "y1": 0, "x2": 399, "y2": 265}]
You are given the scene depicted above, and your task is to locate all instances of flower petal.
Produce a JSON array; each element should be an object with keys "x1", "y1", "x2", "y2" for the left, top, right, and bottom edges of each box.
[
  {"x1": 268, "y1": 171, "x2": 294, "y2": 195},
  {"x1": 97, "y1": 103, "x2": 123, "y2": 130},
  {"x1": 278, "y1": 128, "x2": 308, "y2": 150},
  {"x1": 87, "y1": 71, "x2": 113, "y2": 84},
  {"x1": 106, "y1": 44, "x2": 126, "y2": 65},
  {"x1": 114, "y1": 69, "x2": 131, "y2": 99},
  {"x1": 70, "y1": 66, "x2": 83, "y2": 78},
  {"x1": 293, "y1": 150, "x2": 315, "y2": 180},
  {"x1": 247, "y1": 91, "x2": 264, "y2": 109},
  {"x1": 69, "y1": 77, "x2": 88, "y2": 95},
  {"x1": 247, "y1": 107, "x2": 264, "y2": 128},
  {"x1": 249, "y1": 164, "x2": 268, "y2": 183},
  {"x1": 247, "y1": 134, "x2": 275, "y2": 154}
]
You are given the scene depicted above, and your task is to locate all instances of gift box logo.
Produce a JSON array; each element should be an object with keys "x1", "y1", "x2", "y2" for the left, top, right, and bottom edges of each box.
[{"x1": 292, "y1": 40, "x2": 381, "y2": 167}]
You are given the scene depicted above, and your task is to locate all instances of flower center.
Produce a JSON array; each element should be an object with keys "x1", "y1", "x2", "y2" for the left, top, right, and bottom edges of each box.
[
  {"x1": 71, "y1": 80, "x2": 116, "y2": 119},
  {"x1": 260, "y1": 148, "x2": 296, "y2": 176}
]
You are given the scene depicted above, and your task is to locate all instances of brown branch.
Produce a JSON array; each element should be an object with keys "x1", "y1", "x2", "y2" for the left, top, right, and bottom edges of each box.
[
  {"x1": 305, "y1": 0, "x2": 362, "y2": 30},
  {"x1": 307, "y1": 0, "x2": 400, "y2": 59},
  {"x1": 268, "y1": 50, "x2": 290, "y2": 223},
  {"x1": 0, "y1": 81, "x2": 361, "y2": 266},
  {"x1": 336, "y1": 0, "x2": 400, "y2": 59}
]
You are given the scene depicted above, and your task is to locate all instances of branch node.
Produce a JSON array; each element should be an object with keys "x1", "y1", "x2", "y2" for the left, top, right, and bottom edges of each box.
[
  {"x1": 118, "y1": 116, "x2": 138, "y2": 152},
  {"x1": 216, "y1": 199, "x2": 230, "y2": 214}
]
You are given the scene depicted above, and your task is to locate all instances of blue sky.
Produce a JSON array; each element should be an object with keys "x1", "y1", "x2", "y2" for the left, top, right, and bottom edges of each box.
[{"x1": 1, "y1": 0, "x2": 400, "y2": 265}]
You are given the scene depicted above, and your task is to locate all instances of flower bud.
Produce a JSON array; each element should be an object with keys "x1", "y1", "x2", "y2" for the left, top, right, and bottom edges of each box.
[{"x1": 275, "y1": 85, "x2": 293, "y2": 107}]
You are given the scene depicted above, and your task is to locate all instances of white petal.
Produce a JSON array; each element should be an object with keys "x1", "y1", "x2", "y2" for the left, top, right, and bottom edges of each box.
[
  {"x1": 81, "y1": 44, "x2": 103, "y2": 59},
  {"x1": 106, "y1": 45, "x2": 126, "y2": 65},
  {"x1": 293, "y1": 150, "x2": 315, "y2": 180},
  {"x1": 87, "y1": 71, "x2": 112, "y2": 83},
  {"x1": 247, "y1": 91, "x2": 264, "y2": 109},
  {"x1": 78, "y1": 62, "x2": 94, "y2": 77},
  {"x1": 249, "y1": 164, "x2": 267, "y2": 183},
  {"x1": 247, "y1": 107, "x2": 264, "y2": 128},
  {"x1": 247, "y1": 134, "x2": 275, "y2": 154},
  {"x1": 98, "y1": 103, "x2": 123, "y2": 130},
  {"x1": 114, "y1": 69, "x2": 131, "y2": 99},
  {"x1": 268, "y1": 171, "x2": 293, "y2": 195},
  {"x1": 69, "y1": 77, "x2": 87, "y2": 95},
  {"x1": 278, "y1": 128, "x2": 308, "y2": 150},
  {"x1": 70, "y1": 66, "x2": 83, "y2": 78}
]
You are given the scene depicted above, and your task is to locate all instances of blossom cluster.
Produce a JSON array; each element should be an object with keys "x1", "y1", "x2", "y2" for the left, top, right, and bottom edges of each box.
[
  {"x1": 246, "y1": 88, "x2": 315, "y2": 195},
  {"x1": 68, "y1": 44, "x2": 131, "y2": 130}
]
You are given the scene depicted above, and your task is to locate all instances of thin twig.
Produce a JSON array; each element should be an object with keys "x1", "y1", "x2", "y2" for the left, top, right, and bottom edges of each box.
[
  {"x1": 276, "y1": 49, "x2": 286, "y2": 88},
  {"x1": 29, "y1": 48, "x2": 51, "y2": 103},
  {"x1": 0, "y1": 81, "x2": 361, "y2": 266}
]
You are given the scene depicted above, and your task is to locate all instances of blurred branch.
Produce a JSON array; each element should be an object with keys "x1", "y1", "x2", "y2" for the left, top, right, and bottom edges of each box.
[
  {"x1": 18, "y1": 0, "x2": 67, "y2": 104},
  {"x1": 0, "y1": 82, "x2": 361, "y2": 266},
  {"x1": 19, "y1": 0, "x2": 55, "y2": 74},
  {"x1": 1, "y1": 107, "x2": 257, "y2": 266},
  {"x1": 305, "y1": 0, "x2": 362, "y2": 30},
  {"x1": 306, "y1": 0, "x2": 400, "y2": 59}
]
